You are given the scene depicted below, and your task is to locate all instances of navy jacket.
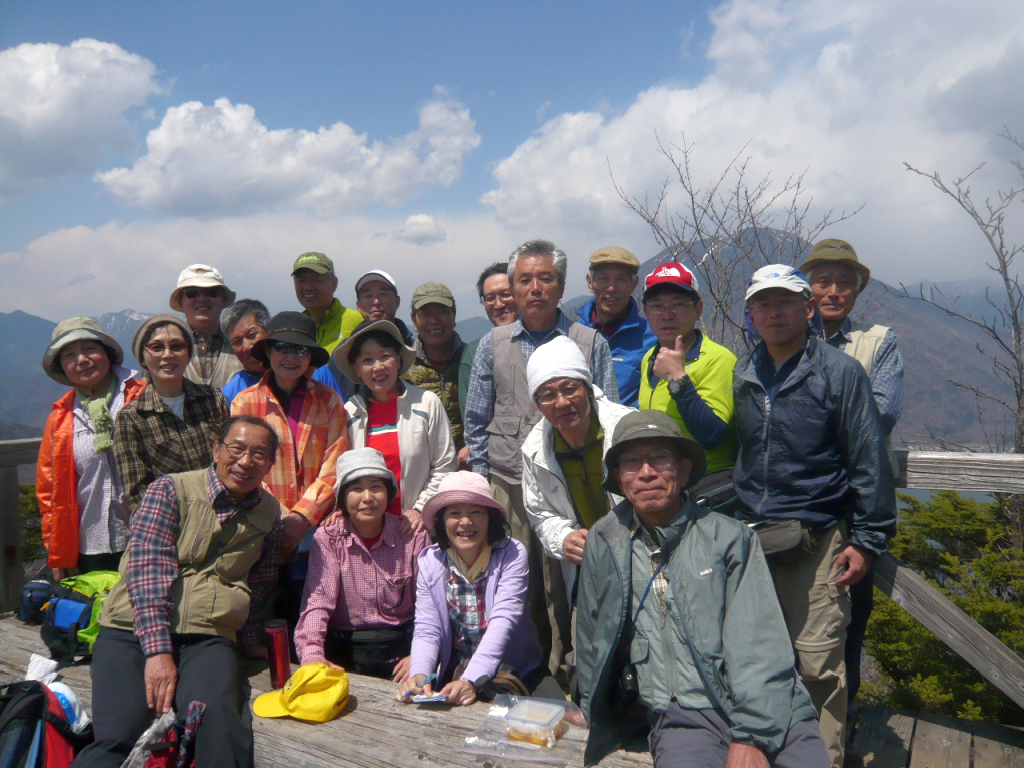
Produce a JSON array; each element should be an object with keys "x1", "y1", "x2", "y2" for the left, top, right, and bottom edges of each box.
[
  {"x1": 732, "y1": 335, "x2": 896, "y2": 556},
  {"x1": 576, "y1": 298, "x2": 657, "y2": 408}
]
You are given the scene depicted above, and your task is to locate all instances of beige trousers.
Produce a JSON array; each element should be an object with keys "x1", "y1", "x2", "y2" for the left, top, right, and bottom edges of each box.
[
  {"x1": 489, "y1": 476, "x2": 572, "y2": 677},
  {"x1": 767, "y1": 523, "x2": 851, "y2": 768}
]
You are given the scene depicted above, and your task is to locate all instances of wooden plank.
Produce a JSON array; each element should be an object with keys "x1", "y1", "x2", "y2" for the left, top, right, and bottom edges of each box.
[
  {"x1": 875, "y1": 554, "x2": 1024, "y2": 710},
  {"x1": 907, "y1": 715, "x2": 971, "y2": 768},
  {"x1": 974, "y1": 722, "x2": 1024, "y2": 768},
  {"x1": 851, "y1": 707, "x2": 915, "y2": 768},
  {"x1": 0, "y1": 438, "x2": 41, "y2": 469},
  {"x1": 897, "y1": 451, "x2": 1024, "y2": 494},
  {"x1": 0, "y1": 468, "x2": 23, "y2": 612}
]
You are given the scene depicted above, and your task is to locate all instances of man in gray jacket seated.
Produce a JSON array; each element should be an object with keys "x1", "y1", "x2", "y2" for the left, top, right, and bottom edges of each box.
[{"x1": 576, "y1": 410, "x2": 827, "y2": 768}]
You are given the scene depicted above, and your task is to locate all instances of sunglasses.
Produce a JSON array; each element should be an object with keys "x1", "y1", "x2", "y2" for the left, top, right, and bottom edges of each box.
[
  {"x1": 270, "y1": 341, "x2": 311, "y2": 357},
  {"x1": 182, "y1": 287, "x2": 223, "y2": 300}
]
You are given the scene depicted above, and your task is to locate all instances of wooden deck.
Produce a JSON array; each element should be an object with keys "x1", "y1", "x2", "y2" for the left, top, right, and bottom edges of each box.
[{"x1": 2, "y1": 614, "x2": 1023, "y2": 767}]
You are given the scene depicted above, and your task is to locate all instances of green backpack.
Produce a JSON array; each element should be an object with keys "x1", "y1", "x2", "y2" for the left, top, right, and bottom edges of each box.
[{"x1": 40, "y1": 571, "x2": 121, "y2": 662}]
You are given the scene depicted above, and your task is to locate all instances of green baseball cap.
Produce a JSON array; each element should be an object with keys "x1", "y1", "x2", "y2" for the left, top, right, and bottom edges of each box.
[
  {"x1": 291, "y1": 252, "x2": 334, "y2": 276},
  {"x1": 410, "y1": 282, "x2": 455, "y2": 311}
]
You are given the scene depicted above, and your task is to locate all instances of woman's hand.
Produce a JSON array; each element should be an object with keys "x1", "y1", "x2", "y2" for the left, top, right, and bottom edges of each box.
[
  {"x1": 51, "y1": 567, "x2": 66, "y2": 582},
  {"x1": 400, "y1": 509, "x2": 424, "y2": 534},
  {"x1": 301, "y1": 656, "x2": 344, "y2": 671},
  {"x1": 392, "y1": 655, "x2": 411, "y2": 683},
  {"x1": 439, "y1": 679, "x2": 477, "y2": 706},
  {"x1": 397, "y1": 674, "x2": 431, "y2": 702}
]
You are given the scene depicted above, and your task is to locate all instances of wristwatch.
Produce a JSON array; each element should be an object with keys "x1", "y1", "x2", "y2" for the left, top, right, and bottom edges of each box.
[{"x1": 667, "y1": 375, "x2": 689, "y2": 397}]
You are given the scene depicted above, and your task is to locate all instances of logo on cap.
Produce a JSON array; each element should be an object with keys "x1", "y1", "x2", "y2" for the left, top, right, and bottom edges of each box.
[{"x1": 654, "y1": 266, "x2": 681, "y2": 278}]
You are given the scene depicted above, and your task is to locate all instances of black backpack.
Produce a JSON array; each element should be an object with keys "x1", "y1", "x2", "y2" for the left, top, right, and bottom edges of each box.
[{"x1": 0, "y1": 680, "x2": 90, "y2": 768}]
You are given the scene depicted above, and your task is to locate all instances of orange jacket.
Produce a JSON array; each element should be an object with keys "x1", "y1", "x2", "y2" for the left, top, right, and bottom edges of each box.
[{"x1": 36, "y1": 378, "x2": 146, "y2": 568}]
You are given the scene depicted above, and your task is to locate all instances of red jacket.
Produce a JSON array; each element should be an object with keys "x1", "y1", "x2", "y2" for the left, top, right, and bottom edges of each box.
[{"x1": 36, "y1": 378, "x2": 146, "y2": 568}]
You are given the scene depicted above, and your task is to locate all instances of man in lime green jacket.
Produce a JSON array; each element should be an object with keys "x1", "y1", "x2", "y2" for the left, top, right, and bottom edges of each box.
[{"x1": 638, "y1": 262, "x2": 737, "y2": 496}]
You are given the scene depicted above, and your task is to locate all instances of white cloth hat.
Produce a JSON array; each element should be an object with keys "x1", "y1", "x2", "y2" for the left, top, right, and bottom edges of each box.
[
  {"x1": 169, "y1": 264, "x2": 236, "y2": 311},
  {"x1": 526, "y1": 335, "x2": 592, "y2": 400},
  {"x1": 744, "y1": 264, "x2": 811, "y2": 302}
]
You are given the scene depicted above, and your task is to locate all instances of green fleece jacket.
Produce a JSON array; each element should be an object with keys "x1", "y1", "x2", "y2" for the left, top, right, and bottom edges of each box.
[{"x1": 576, "y1": 497, "x2": 817, "y2": 766}]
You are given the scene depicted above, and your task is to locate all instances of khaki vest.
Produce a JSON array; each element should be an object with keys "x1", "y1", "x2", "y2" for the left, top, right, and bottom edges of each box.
[
  {"x1": 842, "y1": 320, "x2": 899, "y2": 476},
  {"x1": 488, "y1": 322, "x2": 597, "y2": 483},
  {"x1": 102, "y1": 469, "x2": 282, "y2": 641}
]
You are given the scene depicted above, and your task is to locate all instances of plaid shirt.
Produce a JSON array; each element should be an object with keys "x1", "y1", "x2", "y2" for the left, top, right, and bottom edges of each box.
[
  {"x1": 127, "y1": 467, "x2": 281, "y2": 656},
  {"x1": 230, "y1": 373, "x2": 349, "y2": 524},
  {"x1": 402, "y1": 333, "x2": 467, "y2": 449},
  {"x1": 827, "y1": 318, "x2": 905, "y2": 435},
  {"x1": 294, "y1": 513, "x2": 430, "y2": 663},
  {"x1": 445, "y1": 554, "x2": 489, "y2": 664},
  {"x1": 113, "y1": 379, "x2": 230, "y2": 514},
  {"x1": 464, "y1": 310, "x2": 620, "y2": 475}
]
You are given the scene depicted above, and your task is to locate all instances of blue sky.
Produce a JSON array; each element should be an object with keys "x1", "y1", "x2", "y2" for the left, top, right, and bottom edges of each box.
[{"x1": 1, "y1": 0, "x2": 1022, "y2": 320}]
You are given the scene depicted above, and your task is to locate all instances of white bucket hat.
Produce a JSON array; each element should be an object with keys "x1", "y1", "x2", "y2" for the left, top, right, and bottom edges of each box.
[{"x1": 169, "y1": 264, "x2": 237, "y2": 311}]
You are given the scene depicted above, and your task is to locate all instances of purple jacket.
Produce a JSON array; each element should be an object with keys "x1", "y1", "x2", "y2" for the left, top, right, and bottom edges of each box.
[{"x1": 409, "y1": 537, "x2": 543, "y2": 685}]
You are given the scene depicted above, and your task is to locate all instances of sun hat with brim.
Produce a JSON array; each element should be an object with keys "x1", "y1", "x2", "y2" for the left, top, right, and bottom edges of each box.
[
  {"x1": 602, "y1": 410, "x2": 707, "y2": 494},
  {"x1": 251, "y1": 311, "x2": 329, "y2": 368},
  {"x1": 131, "y1": 315, "x2": 194, "y2": 372},
  {"x1": 797, "y1": 238, "x2": 870, "y2": 286},
  {"x1": 252, "y1": 664, "x2": 349, "y2": 723},
  {"x1": 420, "y1": 471, "x2": 509, "y2": 535},
  {"x1": 743, "y1": 264, "x2": 811, "y2": 303},
  {"x1": 333, "y1": 448, "x2": 399, "y2": 507},
  {"x1": 169, "y1": 264, "x2": 236, "y2": 312},
  {"x1": 42, "y1": 317, "x2": 124, "y2": 387},
  {"x1": 332, "y1": 320, "x2": 416, "y2": 384}
]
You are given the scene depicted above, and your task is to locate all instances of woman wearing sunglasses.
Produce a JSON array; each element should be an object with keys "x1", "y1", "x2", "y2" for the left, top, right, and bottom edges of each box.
[
  {"x1": 231, "y1": 312, "x2": 349, "y2": 558},
  {"x1": 114, "y1": 315, "x2": 231, "y2": 514}
]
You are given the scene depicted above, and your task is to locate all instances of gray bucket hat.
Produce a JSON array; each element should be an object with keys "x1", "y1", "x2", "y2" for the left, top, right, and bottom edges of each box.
[
  {"x1": 332, "y1": 320, "x2": 416, "y2": 384},
  {"x1": 333, "y1": 448, "x2": 399, "y2": 508},
  {"x1": 131, "y1": 314, "x2": 194, "y2": 372},
  {"x1": 42, "y1": 317, "x2": 124, "y2": 387},
  {"x1": 603, "y1": 410, "x2": 707, "y2": 494}
]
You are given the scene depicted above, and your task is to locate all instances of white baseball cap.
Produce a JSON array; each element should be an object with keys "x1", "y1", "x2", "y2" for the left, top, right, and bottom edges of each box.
[
  {"x1": 744, "y1": 265, "x2": 811, "y2": 302},
  {"x1": 355, "y1": 270, "x2": 398, "y2": 293}
]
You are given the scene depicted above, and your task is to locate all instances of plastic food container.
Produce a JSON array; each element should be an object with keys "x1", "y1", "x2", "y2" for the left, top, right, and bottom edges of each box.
[{"x1": 505, "y1": 700, "x2": 566, "y2": 748}]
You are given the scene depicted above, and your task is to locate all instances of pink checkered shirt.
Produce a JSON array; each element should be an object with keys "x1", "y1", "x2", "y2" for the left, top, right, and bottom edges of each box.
[{"x1": 294, "y1": 512, "x2": 430, "y2": 664}]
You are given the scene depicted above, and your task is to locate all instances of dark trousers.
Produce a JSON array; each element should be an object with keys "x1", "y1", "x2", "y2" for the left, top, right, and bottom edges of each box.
[
  {"x1": 648, "y1": 704, "x2": 829, "y2": 768},
  {"x1": 72, "y1": 628, "x2": 253, "y2": 768},
  {"x1": 74, "y1": 552, "x2": 123, "y2": 574},
  {"x1": 845, "y1": 566, "x2": 874, "y2": 702}
]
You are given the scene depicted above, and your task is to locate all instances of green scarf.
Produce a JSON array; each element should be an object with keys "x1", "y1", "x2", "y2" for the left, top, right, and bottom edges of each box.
[{"x1": 78, "y1": 378, "x2": 117, "y2": 453}]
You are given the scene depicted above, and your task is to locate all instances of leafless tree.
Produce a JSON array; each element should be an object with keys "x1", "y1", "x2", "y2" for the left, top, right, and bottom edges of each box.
[
  {"x1": 612, "y1": 133, "x2": 861, "y2": 349},
  {"x1": 896, "y1": 128, "x2": 1024, "y2": 541}
]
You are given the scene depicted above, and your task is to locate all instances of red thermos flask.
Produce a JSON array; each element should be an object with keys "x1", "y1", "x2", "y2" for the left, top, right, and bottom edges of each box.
[{"x1": 266, "y1": 620, "x2": 291, "y2": 689}]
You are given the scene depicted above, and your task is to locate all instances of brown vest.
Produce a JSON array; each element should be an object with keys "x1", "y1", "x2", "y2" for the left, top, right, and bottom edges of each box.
[
  {"x1": 487, "y1": 322, "x2": 597, "y2": 483},
  {"x1": 102, "y1": 469, "x2": 282, "y2": 640}
]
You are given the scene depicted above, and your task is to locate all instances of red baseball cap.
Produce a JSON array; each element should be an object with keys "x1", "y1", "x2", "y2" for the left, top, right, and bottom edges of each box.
[{"x1": 643, "y1": 262, "x2": 699, "y2": 298}]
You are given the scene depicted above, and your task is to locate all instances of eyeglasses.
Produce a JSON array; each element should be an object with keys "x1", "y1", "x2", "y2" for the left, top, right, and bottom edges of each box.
[
  {"x1": 182, "y1": 287, "x2": 223, "y2": 300},
  {"x1": 535, "y1": 381, "x2": 586, "y2": 406},
  {"x1": 144, "y1": 341, "x2": 190, "y2": 355},
  {"x1": 270, "y1": 341, "x2": 311, "y2": 357},
  {"x1": 645, "y1": 300, "x2": 696, "y2": 316},
  {"x1": 617, "y1": 448, "x2": 677, "y2": 475},
  {"x1": 221, "y1": 442, "x2": 273, "y2": 465},
  {"x1": 482, "y1": 290, "x2": 514, "y2": 306},
  {"x1": 749, "y1": 296, "x2": 807, "y2": 313}
]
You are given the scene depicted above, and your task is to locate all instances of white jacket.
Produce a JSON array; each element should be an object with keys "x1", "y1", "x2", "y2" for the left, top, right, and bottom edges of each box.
[
  {"x1": 521, "y1": 395, "x2": 635, "y2": 601},
  {"x1": 345, "y1": 383, "x2": 458, "y2": 512}
]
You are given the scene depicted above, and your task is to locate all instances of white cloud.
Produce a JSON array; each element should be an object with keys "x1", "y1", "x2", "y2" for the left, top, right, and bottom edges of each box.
[
  {"x1": 96, "y1": 90, "x2": 482, "y2": 217},
  {"x1": 0, "y1": 39, "x2": 161, "y2": 201},
  {"x1": 480, "y1": 0, "x2": 1024, "y2": 284},
  {"x1": 392, "y1": 214, "x2": 447, "y2": 244}
]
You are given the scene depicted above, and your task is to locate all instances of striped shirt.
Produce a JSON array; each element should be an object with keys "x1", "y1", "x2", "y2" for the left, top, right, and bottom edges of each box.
[
  {"x1": 366, "y1": 395, "x2": 402, "y2": 516},
  {"x1": 127, "y1": 467, "x2": 280, "y2": 656}
]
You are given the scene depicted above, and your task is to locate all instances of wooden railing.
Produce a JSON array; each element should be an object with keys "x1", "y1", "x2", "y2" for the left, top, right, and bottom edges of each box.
[{"x1": 1, "y1": 440, "x2": 1023, "y2": 710}]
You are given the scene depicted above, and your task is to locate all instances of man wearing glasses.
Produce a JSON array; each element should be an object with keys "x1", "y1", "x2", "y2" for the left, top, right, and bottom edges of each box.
[
  {"x1": 75, "y1": 416, "x2": 284, "y2": 768},
  {"x1": 733, "y1": 265, "x2": 896, "y2": 768},
  {"x1": 170, "y1": 264, "x2": 242, "y2": 389},
  {"x1": 639, "y1": 262, "x2": 737, "y2": 497}
]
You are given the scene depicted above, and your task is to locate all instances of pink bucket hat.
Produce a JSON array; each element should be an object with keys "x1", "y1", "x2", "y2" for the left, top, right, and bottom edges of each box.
[{"x1": 420, "y1": 471, "x2": 508, "y2": 534}]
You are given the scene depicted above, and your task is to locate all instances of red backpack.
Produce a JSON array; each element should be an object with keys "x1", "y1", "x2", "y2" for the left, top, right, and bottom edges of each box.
[{"x1": 0, "y1": 680, "x2": 88, "y2": 768}]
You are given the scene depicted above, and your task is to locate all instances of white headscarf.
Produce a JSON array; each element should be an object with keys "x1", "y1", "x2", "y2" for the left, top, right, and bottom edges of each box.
[{"x1": 526, "y1": 335, "x2": 593, "y2": 400}]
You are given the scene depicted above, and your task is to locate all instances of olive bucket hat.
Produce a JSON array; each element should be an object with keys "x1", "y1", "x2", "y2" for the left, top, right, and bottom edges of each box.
[
  {"x1": 603, "y1": 410, "x2": 707, "y2": 494},
  {"x1": 42, "y1": 317, "x2": 124, "y2": 387},
  {"x1": 332, "y1": 319, "x2": 416, "y2": 384}
]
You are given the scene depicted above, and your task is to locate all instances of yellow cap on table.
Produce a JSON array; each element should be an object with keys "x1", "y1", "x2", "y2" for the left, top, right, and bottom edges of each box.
[{"x1": 253, "y1": 664, "x2": 349, "y2": 723}]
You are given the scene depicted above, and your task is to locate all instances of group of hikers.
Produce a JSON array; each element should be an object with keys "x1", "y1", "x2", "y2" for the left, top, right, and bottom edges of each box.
[{"x1": 36, "y1": 236, "x2": 902, "y2": 768}]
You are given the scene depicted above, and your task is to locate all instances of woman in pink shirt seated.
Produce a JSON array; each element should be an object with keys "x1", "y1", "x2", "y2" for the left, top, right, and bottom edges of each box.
[
  {"x1": 397, "y1": 471, "x2": 562, "y2": 706},
  {"x1": 294, "y1": 448, "x2": 430, "y2": 681}
]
